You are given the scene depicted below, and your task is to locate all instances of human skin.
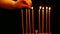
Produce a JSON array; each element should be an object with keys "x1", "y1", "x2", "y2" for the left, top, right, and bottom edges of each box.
[{"x1": 0, "y1": 0, "x2": 32, "y2": 10}]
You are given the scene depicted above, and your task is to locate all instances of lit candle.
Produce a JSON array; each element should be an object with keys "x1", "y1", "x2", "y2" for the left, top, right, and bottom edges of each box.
[
  {"x1": 31, "y1": 7, "x2": 34, "y2": 34},
  {"x1": 42, "y1": 7, "x2": 44, "y2": 34},
  {"x1": 28, "y1": 8, "x2": 31, "y2": 34},
  {"x1": 46, "y1": 7, "x2": 48, "y2": 33},
  {"x1": 49, "y1": 7, "x2": 51, "y2": 33},
  {"x1": 21, "y1": 9, "x2": 24, "y2": 34},
  {"x1": 26, "y1": 9, "x2": 28, "y2": 34},
  {"x1": 38, "y1": 6, "x2": 41, "y2": 33}
]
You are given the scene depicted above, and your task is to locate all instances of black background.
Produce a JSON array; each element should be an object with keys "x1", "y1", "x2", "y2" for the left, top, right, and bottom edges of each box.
[{"x1": 0, "y1": 0, "x2": 59, "y2": 34}]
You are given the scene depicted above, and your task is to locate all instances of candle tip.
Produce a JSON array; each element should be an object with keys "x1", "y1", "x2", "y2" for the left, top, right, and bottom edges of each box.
[
  {"x1": 31, "y1": 7, "x2": 33, "y2": 9},
  {"x1": 39, "y1": 6, "x2": 41, "y2": 9},
  {"x1": 42, "y1": 7, "x2": 44, "y2": 9},
  {"x1": 49, "y1": 7, "x2": 51, "y2": 10},
  {"x1": 46, "y1": 7, "x2": 48, "y2": 9}
]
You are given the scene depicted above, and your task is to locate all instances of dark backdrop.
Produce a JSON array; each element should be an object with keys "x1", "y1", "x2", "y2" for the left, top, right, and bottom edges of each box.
[{"x1": 0, "y1": 0, "x2": 59, "y2": 34}]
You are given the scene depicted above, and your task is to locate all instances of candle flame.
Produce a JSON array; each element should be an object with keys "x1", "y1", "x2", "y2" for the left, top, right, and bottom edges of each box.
[
  {"x1": 31, "y1": 7, "x2": 33, "y2": 9},
  {"x1": 46, "y1": 7, "x2": 48, "y2": 9},
  {"x1": 42, "y1": 7, "x2": 44, "y2": 10},
  {"x1": 39, "y1": 6, "x2": 41, "y2": 9},
  {"x1": 49, "y1": 7, "x2": 51, "y2": 10}
]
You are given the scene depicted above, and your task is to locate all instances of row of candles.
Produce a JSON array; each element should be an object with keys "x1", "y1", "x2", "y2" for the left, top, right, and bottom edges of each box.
[{"x1": 21, "y1": 6, "x2": 51, "y2": 34}]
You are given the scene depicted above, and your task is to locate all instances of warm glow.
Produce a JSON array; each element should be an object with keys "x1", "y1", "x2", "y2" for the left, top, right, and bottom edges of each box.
[
  {"x1": 39, "y1": 6, "x2": 41, "y2": 9},
  {"x1": 49, "y1": 7, "x2": 51, "y2": 10},
  {"x1": 31, "y1": 7, "x2": 33, "y2": 9},
  {"x1": 42, "y1": 7, "x2": 44, "y2": 10},
  {"x1": 46, "y1": 7, "x2": 48, "y2": 9}
]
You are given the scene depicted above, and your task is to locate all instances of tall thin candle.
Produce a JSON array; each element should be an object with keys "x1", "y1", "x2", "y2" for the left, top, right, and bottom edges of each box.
[
  {"x1": 49, "y1": 7, "x2": 51, "y2": 33},
  {"x1": 38, "y1": 6, "x2": 41, "y2": 33},
  {"x1": 26, "y1": 9, "x2": 28, "y2": 34},
  {"x1": 46, "y1": 7, "x2": 48, "y2": 33},
  {"x1": 42, "y1": 7, "x2": 44, "y2": 34},
  {"x1": 28, "y1": 9, "x2": 31, "y2": 34},
  {"x1": 21, "y1": 9, "x2": 24, "y2": 34},
  {"x1": 31, "y1": 7, "x2": 34, "y2": 34}
]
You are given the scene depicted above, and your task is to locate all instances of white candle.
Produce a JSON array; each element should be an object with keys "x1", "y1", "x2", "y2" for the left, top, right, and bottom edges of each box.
[
  {"x1": 21, "y1": 9, "x2": 24, "y2": 34},
  {"x1": 42, "y1": 7, "x2": 44, "y2": 33},
  {"x1": 31, "y1": 7, "x2": 34, "y2": 34},
  {"x1": 38, "y1": 6, "x2": 41, "y2": 33},
  {"x1": 49, "y1": 7, "x2": 51, "y2": 33},
  {"x1": 26, "y1": 9, "x2": 28, "y2": 34},
  {"x1": 28, "y1": 9, "x2": 31, "y2": 34},
  {"x1": 46, "y1": 7, "x2": 48, "y2": 33}
]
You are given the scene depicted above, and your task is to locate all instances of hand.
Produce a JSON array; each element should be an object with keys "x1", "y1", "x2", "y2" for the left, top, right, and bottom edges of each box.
[
  {"x1": 15, "y1": 0, "x2": 32, "y2": 8},
  {"x1": 0, "y1": 0, "x2": 32, "y2": 9}
]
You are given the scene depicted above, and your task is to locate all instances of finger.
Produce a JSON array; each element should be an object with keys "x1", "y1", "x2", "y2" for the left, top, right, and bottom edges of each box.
[
  {"x1": 26, "y1": 0, "x2": 32, "y2": 6},
  {"x1": 17, "y1": 3, "x2": 30, "y2": 8},
  {"x1": 21, "y1": 3, "x2": 31, "y2": 8}
]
